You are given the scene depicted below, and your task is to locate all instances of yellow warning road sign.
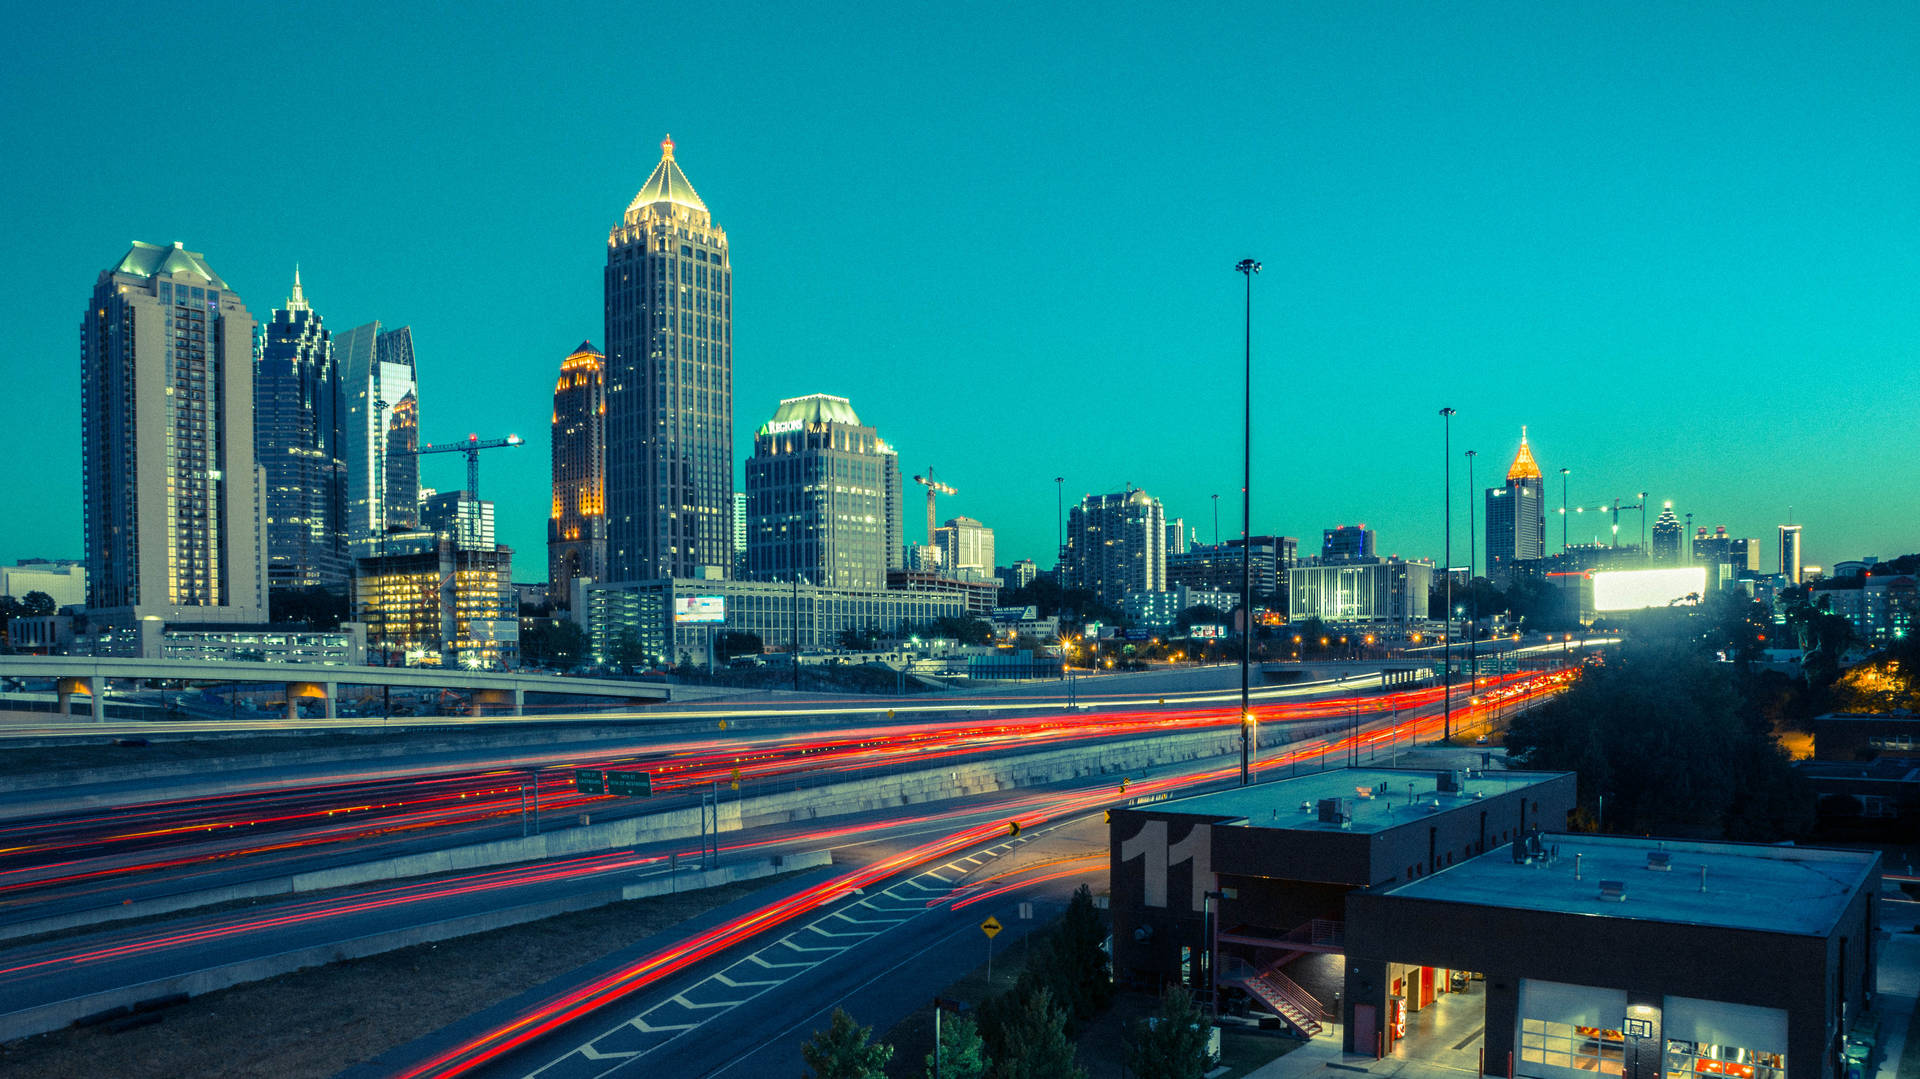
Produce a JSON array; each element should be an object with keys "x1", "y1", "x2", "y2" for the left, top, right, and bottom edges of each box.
[
  {"x1": 980, "y1": 916, "x2": 1002, "y2": 939},
  {"x1": 1007, "y1": 820, "x2": 1021, "y2": 838}
]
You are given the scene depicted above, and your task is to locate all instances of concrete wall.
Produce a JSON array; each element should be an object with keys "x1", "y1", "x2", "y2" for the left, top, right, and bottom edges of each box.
[{"x1": 0, "y1": 851, "x2": 830, "y2": 1044}]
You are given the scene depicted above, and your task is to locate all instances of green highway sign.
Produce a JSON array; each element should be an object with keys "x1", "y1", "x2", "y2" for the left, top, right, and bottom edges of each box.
[
  {"x1": 574, "y1": 769, "x2": 605, "y2": 794},
  {"x1": 607, "y1": 770, "x2": 653, "y2": 797}
]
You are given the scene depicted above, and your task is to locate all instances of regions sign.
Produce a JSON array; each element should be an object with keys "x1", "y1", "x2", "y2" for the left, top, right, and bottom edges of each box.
[
  {"x1": 673, "y1": 596, "x2": 726, "y2": 624},
  {"x1": 1591, "y1": 567, "x2": 1709, "y2": 612}
]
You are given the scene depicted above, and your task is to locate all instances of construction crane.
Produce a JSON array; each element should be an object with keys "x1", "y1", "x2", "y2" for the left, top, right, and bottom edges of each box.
[
  {"x1": 911, "y1": 468, "x2": 956, "y2": 547},
  {"x1": 1570, "y1": 492, "x2": 1648, "y2": 550},
  {"x1": 407, "y1": 432, "x2": 526, "y2": 502}
]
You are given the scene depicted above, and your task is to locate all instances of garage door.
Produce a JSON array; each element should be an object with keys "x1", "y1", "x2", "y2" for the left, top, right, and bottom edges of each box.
[{"x1": 1517, "y1": 979, "x2": 1628, "y2": 1078}]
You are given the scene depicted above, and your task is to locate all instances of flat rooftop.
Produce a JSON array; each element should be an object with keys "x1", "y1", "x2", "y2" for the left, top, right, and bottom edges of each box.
[
  {"x1": 1149, "y1": 767, "x2": 1568, "y2": 834},
  {"x1": 1377, "y1": 833, "x2": 1877, "y2": 936}
]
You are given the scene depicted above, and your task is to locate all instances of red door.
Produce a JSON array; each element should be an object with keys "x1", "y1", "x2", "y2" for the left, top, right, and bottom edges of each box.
[{"x1": 1420, "y1": 966, "x2": 1435, "y2": 1008}]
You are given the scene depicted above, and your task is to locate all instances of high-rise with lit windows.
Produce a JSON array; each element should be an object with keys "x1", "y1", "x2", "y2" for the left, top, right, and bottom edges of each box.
[
  {"x1": 336, "y1": 321, "x2": 421, "y2": 554},
  {"x1": 81, "y1": 242, "x2": 265, "y2": 630},
  {"x1": 744, "y1": 394, "x2": 900, "y2": 589},
  {"x1": 548, "y1": 341, "x2": 607, "y2": 608},
  {"x1": 255, "y1": 267, "x2": 347, "y2": 591},
  {"x1": 604, "y1": 135, "x2": 733, "y2": 581},
  {"x1": 1485, "y1": 427, "x2": 1546, "y2": 582}
]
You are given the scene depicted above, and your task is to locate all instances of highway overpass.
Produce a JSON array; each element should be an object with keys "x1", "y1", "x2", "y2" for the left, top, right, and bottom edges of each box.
[{"x1": 0, "y1": 655, "x2": 672, "y2": 719}]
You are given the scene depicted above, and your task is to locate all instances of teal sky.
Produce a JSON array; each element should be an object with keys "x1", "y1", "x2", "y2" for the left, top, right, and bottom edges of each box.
[{"x1": 3, "y1": 1, "x2": 1916, "y2": 578}]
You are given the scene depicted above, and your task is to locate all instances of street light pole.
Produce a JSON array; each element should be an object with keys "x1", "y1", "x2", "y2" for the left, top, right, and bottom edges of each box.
[
  {"x1": 1558, "y1": 467, "x2": 1570, "y2": 554},
  {"x1": 1054, "y1": 476, "x2": 1065, "y2": 574},
  {"x1": 1236, "y1": 257, "x2": 1261, "y2": 786},
  {"x1": 1440, "y1": 407, "x2": 1455, "y2": 742},
  {"x1": 1212, "y1": 493, "x2": 1220, "y2": 548},
  {"x1": 1466, "y1": 449, "x2": 1478, "y2": 700}
]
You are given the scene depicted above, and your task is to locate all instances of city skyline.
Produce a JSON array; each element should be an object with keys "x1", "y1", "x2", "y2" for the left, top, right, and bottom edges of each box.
[{"x1": 6, "y1": 4, "x2": 1918, "y2": 577}]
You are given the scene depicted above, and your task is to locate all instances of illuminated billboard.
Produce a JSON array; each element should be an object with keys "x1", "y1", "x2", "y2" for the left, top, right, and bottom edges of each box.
[
  {"x1": 1189, "y1": 624, "x2": 1224, "y2": 639},
  {"x1": 1591, "y1": 567, "x2": 1708, "y2": 612},
  {"x1": 672, "y1": 596, "x2": 726, "y2": 624}
]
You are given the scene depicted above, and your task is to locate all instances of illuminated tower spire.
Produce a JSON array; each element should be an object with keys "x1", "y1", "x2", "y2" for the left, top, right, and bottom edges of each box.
[{"x1": 1506, "y1": 425, "x2": 1543, "y2": 482}]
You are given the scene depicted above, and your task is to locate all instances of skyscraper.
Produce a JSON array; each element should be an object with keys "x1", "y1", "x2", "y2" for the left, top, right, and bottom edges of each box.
[
  {"x1": 81, "y1": 242, "x2": 265, "y2": 629},
  {"x1": 336, "y1": 322, "x2": 421, "y2": 553},
  {"x1": 744, "y1": 394, "x2": 900, "y2": 589},
  {"x1": 548, "y1": 341, "x2": 607, "y2": 608},
  {"x1": 255, "y1": 268, "x2": 346, "y2": 591},
  {"x1": 1485, "y1": 428, "x2": 1546, "y2": 582},
  {"x1": 604, "y1": 135, "x2": 733, "y2": 581},
  {"x1": 1780, "y1": 524, "x2": 1804, "y2": 585},
  {"x1": 935, "y1": 516, "x2": 996, "y2": 580},
  {"x1": 1322, "y1": 524, "x2": 1376, "y2": 563},
  {"x1": 1063, "y1": 489, "x2": 1167, "y2": 606},
  {"x1": 1651, "y1": 502, "x2": 1682, "y2": 565}
]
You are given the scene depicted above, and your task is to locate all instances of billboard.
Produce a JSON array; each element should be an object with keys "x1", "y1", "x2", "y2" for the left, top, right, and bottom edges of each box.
[
  {"x1": 1189, "y1": 624, "x2": 1224, "y2": 639},
  {"x1": 1591, "y1": 567, "x2": 1708, "y2": 612},
  {"x1": 673, "y1": 596, "x2": 726, "y2": 624}
]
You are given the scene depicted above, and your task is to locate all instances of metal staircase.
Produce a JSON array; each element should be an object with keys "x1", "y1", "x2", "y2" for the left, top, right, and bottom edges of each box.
[{"x1": 1228, "y1": 962, "x2": 1326, "y2": 1039}]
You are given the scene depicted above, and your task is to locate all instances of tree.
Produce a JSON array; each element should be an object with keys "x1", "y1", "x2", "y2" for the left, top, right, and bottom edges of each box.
[
  {"x1": 1505, "y1": 640, "x2": 1812, "y2": 840},
  {"x1": 1125, "y1": 985, "x2": 1211, "y2": 1079},
  {"x1": 21, "y1": 591, "x2": 56, "y2": 616},
  {"x1": 983, "y1": 987, "x2": 1084, "y2": 1079},
  {"x1": 522, "y1": 619, "x2": 590, "y2": 671},
  {"x1": 608, "y1": 628, "x2": 650, "y2": 673},
  {"x1": 714, "y1": 630, "x2": 763, "y2": 662},
  {"x1": 925, "y1": 1013, "x2": 990, "y2": 1079},
  {"x1": 1173, "y1": 605, "x2": 1228, "y2": 635},
  {"x1": 802, "y1": 1008, "x2": 892, "y2": 1079}
]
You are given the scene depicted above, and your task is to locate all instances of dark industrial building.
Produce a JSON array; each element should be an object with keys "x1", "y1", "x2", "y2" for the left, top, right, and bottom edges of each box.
[
  {"x1": 1108, "y1": 766, "x2": 1576, "y2": 1034},
  {"x1": 1345, "y1": 834, "x2": 1879, "y2": 1079}
]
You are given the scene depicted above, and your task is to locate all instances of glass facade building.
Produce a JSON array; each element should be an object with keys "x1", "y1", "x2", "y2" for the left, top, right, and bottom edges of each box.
[
  {"x1": 745, "y1": 394, "x2": 902, "y2": 590},
  {"x1": 81, "y1": 241, "x2": 265, "y2": 630},
  {"x1": 336, "y1": 321, "x2": 421, "y2": 556},
  {"x1": 254, "y1": 268, "x2": 347, "y2": 590},
  {"x1": 604, "y1": 135, "x2": 734, "y2": 581},
  {"x1": 548, "y1": 341, "x2": 608, "y2": 607}
]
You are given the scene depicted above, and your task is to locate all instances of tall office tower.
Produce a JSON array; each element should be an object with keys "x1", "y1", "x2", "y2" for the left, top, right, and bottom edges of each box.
[
  {"x1": 1693, "y1": 525, "x2": 1731, "y2": 566},
  {"x1": 547, "y1": 341, "x2": 607, "y2": 608},
  {"x1": 255, "y1": 268, "x2": 346, "y2": 591},
  {"x1": 1651, "y1": 502, "x2": 1682, "y2": 564},
  {"x1": 1063, "y1": 489, "x2": 1166, "y2": 606},
  {"x1": 935, "y1": 516, "x2": 996, "y2": 580},
  {"x1": 604, "y1": 135, "x2": 733, "y2": 581},
  {"x1": 1485, "y1": 428, "x2": 1546, "y2": 582},
  {"x1": 1730, "y1": 537, "x2": 1763, "y2": 574},
  {"x1": 744, "y1": 395, "x2": 899, "y2": 589},
  {"x1": 336, "y1": 322, "x2": 421, "y2": 553},
  {"x1": 1779, "y1": 524, "x2": 1804, "y2": 585},
  {"x1": 81, "y1": 242, "x2": 265, "y2": 628},
  {"x1": 421, "y1": 490, "x2": 495, "y2": 550},
  {"x1": 732, "y1": 492, "x2": 748, "y2": 560},
  {"x1": 1321, "y1": 524, "x2": 1376, "y2": 563},
  {"x1": 1166, "y1": 518, "x2": 1187, "y2": 557}
]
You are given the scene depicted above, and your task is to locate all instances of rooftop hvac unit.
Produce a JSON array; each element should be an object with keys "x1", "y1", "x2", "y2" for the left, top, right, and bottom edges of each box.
[
  {"x1": 1646, "y1": 851, "x2": 1672, "y2": 872},
  {"x1": 1436, "y1": 770, "x2": 1466, "y2": 793},
  {"x1": 1317, "y1": 797, "x2": 1348, "y2": 825},
  {"x1": 1598, "y1": 879, "x2": 1627, "y2": 902}
]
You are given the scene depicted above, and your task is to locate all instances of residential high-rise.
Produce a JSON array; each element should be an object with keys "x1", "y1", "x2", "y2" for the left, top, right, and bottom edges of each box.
[
  {"x1": 1063, "y1": 489, "x2": 1166, "y2": 606},
  {"x1": 1651, "y1": 502, "x2": 1682, "y2": 565},
  {"x1": 604, "y1": 135, "x2": 733, "y2": 581},
  {"x1": 733, "y1": 491, "x2": 748, "y2": 560},
  {"x1": 1780, "y1": 524, "x2": 1804, "y2": 585},
  {"x1": 1166, "y1": 518, "x2": 1187, "y2": 557},
  {"x1": 1322, "y1": 524, "x2": 1376, "y2": 563},
  {"x1": 935, "y1": 516, "x2": 996, "y2": 581},
  {"x1": 81, "y1": 242, "x2": 265, "y2": 629},
  {"x1": 336, "y1": 322, "x2": 421, "y2": 553},
  {"x1": 254, "y1": 268, "x2": 346, "y2": 591},
  {"x1": 1485, "y1": 428, "x2": 1546, "y2": 582},
  {"x1": 547, "y1": 341, "x2": 607, "y2": 608},
  {"x1": 744, "y1": 394, "x2": 900, "y2": 589}
]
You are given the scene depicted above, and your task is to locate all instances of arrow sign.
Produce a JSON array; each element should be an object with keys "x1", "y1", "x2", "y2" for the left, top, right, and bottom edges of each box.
[
  {"x1": 1007, "y1": 821, "x2": 1021, "y2": 839},
  {"x1": 980, "y1": 916, "x2": 1002, "y2": 939}
]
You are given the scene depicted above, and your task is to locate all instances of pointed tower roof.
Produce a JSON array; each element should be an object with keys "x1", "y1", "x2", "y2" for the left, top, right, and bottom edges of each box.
[
  {"x1": 1506, "y1": 426, "x2": 1543, "y2": 483},
  {"x1": 626, "y1": 134, "x2": 707, "y2": 215},
  {"x1": 286, "y1": 264, "x2": 309, "y2": 312}
]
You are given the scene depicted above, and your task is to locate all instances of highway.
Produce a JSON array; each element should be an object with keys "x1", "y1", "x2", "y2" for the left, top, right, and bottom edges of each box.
[{"x1": 0, "y1": 665, "x2": 1575, "y2": 1053}]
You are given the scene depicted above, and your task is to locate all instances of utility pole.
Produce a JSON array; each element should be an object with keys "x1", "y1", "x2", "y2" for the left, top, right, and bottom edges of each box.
[
  {"x1": 1236, "y1": 257, "x2": 1261, "y2": 785},
  {"x1": 1440, "y1": 407, "x2": 1455, "y2": 742},
  {"x1": 1466, "y1": 449, "x2": 1478, "y2": 702}
]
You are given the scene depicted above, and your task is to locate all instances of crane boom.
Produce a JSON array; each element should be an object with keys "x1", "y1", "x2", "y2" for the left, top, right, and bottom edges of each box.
[
  {"x1": 911, "y1": 469, "x2": 957, "y2": 549},
  {"x1": 405, "y1": 432, "x2": 526, "y2": 501}
]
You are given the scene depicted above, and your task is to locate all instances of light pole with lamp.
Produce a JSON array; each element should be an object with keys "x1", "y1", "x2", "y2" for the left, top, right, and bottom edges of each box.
[
  {"x1": 1236, "y1": 257, "x2": 1260, "y2": 785},
  {"x1": 1466, "y1": 449, "x2": 1478, "y2": 705},
  {"x1": 1440, "y1": 407, "x2": 1455, "y2": 742},
  {"x1": 1558, "y1": 467, "x2": 1570, "y2": 553},
  {"x1": 1054, "y1": 476, "x2": 1065, "y2": 571},
  {"x1": 1212, "y1": 493, "x2": 1220, "y2": 547}
]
